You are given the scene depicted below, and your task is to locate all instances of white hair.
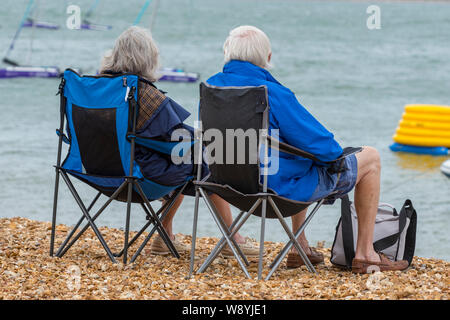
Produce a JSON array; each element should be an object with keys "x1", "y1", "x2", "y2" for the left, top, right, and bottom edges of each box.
[
  {"x1": 223, "y1": 25, "x2": 272, "y2": 69},
  {"x1": 100, "y1": 26, "x2": 160, "y2": 82}
]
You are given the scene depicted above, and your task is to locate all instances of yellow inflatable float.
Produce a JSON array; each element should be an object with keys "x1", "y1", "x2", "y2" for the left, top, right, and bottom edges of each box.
[{"x1": 391, "y1": 104, "x2": 450, "y2": 155}]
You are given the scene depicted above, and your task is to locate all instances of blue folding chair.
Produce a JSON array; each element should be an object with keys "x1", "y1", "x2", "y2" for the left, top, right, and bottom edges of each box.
[{"x1": 50, "y1": 69, "x2": 193, "y2": 264}]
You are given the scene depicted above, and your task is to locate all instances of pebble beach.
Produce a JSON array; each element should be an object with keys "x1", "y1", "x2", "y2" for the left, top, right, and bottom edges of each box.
[{"x1": 0, "y1": 217, "x2": 448, "y2": 300}]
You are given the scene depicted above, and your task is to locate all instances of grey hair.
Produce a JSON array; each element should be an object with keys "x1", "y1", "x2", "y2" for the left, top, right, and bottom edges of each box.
[
  {"x1": 223, "y1": 25, "x2": 272, "y2": 69},
  {"x1": 100, "y1": 26, "x2": 160, "y2": 82}
]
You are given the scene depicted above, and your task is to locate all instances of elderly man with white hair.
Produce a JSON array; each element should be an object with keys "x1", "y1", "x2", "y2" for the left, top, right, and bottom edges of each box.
[{"x1": 206, "y1": 25, "x2": 408, "y2": 273}]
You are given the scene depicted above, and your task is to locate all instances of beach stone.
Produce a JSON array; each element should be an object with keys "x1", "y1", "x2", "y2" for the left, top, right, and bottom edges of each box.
[{"x1": 0, "y1": 217, "x2": 448, "y2": 300}]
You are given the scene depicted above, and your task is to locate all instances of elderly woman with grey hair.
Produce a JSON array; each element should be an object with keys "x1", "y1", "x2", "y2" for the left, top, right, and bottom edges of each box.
[
  {"x1": 99, "y1": 26, "x2": 258, "y2": 257},
  {"x1": 207, "y1": 25, "x2": 408, "y2": 273}
]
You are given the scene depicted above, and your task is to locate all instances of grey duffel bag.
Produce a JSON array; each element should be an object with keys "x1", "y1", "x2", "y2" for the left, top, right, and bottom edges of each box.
[{"x1": 330, "y1": 195, "x2": 417, "y2": 269}]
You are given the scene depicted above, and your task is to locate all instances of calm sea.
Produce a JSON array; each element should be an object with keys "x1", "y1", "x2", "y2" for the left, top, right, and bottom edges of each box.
[{"x1": 0, "y1": 0, "x2": 449, "y2": 260}]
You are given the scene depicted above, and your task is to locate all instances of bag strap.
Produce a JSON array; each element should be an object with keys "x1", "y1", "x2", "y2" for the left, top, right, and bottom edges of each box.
[
  {"x1": 402, "y1": 200, "x2": 416, "y2": 265},
  {"x1": 394, "y1": 199, "x2": 414, "y2": 261},
  {"x1": 340, "y1": 195, "x2": 355, "y2": 269},
  {"x1": 373, "y1": 201, "x2": 408, "y2": 253},
  {"x1": 378, "y1": 203, "x2": 397, "y2": 214},
  {"x1": 373, "y1": 233, "x2": 401, "y2": 252}
]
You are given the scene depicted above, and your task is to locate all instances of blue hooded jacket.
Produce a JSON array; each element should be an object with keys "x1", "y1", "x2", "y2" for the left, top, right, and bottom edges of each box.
[{"x1": 207, "y1": 60, "x2": 343, "y2": 201}]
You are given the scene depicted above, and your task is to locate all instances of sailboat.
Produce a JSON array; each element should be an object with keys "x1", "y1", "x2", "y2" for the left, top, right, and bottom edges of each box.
[
  {"x1": 22, "y1": 0, "x2": 59, "y2": 30},
  {"x1": 23, "y1": 18, "x2": 59, "y2": 30},
  {"x1": 158, "y1": 67, "x2": 199, "y2": 83},
  {"x1": 22, "y1": 0, "x2": 112, "y2": 31},
  {"x1": 0, "y1": 0, "x2": 61, "y2": 78},
  {"x1": 0, "y1": 65, "x2": 59, "y2": 78},
  {"x1": 0, "y1": 0, "x2": 111, "y2": 79},
  {"x1": 1, "y1": 0, "x2": 198, "y2": 82}
]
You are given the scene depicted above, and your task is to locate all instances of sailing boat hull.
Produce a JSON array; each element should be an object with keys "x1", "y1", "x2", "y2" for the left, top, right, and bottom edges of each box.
[
  {"x1": 23, "y1": 20, "x2": 59, "y2": 30},
  {"x1": 441, "y1": 160, "x2": 450, "y2": 178},
  {"x1": 0, "y1": 66, "x2": 60, "y2": 78},
  {"x1": 0, "y1": 66, "x2": 197, "y2": 82},
  {"x1": 158, "y1": 69, "x2": 199, "y2": 82},
  {"x1": 81, "y1": 22, "x2": 112, "y2": 31}
]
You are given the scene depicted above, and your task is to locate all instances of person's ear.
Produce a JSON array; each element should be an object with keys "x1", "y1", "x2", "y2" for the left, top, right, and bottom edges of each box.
[{"x1": 268, "y1": 52, "x2": 272, "y2": 63}]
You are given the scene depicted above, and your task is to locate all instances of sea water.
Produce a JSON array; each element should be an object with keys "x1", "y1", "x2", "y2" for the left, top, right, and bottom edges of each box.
[{"x1": 0, "y1": 0, "x2": 449, "y2": 260}]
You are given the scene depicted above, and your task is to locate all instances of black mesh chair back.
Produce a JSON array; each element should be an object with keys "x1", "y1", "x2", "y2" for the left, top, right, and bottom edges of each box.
[{"x1": 199, "y1": 82, "x2": 268, "y2": 194}]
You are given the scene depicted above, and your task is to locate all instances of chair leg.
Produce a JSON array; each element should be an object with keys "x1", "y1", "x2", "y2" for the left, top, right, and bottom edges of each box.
[
  {"x1": 196, "y1": 198, "x2": 262, "y2": 274},
  {"x1": 198, "y1": 187, "x2": 251, "y2": 279},
  {"x1": 197, "y1": 210, "x2": 247, "y2": 274},
  {"x1": 258, "y1": 196, "x2": 268, "y2": 280},
  {"x1": 60, "y1": 172, "x2": 117, "y2": 263},
  {"x1": 55, "y1": 192, "x2": 101, "y2": 257},
  {"x1": 268, "y1": 200, "x2": 323, "y2": 269},
  {"x1": 125, "y1": 204, "x2": 161, "y2": 261},
  {"x1": 115, "y1": 219, "x2": 152, "y2": 257},
  {"x1": 129, "y1": 186, "x2": 186, "y2": 264},
  {"x1": 202, "y1": 195, "x2": 250, "y2": 267},
  {"x1": 140, "y1": 183, "x2": 189, "y2": 259},
  {"x1": 123, "y1": 180, "x2": 134, "y2": 264},
  {"x1": 265, "y1": 199, "x2": 325, "y2": 280},
  {"x1": 57, "y1": 180, "x2": 128, "y2": 258},
  {"x1": 127, "y1": 182, "x2": 188, "y2": 262},
  {"x1": 129, "y1": 222, "x2": 158, "y2": 263},
  {"x1": 114, "y1": 201, "x2": 160, "y2": 257},
  {"x1": 267, "y1": 197, "x2": 315, "y2": 275},
  {"x1": 133, "y1": 181, "x2": 181, "y2": 259},
  {"x1": 50, "y1": 168, "x2": 61, "y2": 257},
  {"x1": 188, "y1": 187, "x2": 201, "y2": 278},
  {"x1": 135, "y1": 205, "x2": 178, "y2": 260}
]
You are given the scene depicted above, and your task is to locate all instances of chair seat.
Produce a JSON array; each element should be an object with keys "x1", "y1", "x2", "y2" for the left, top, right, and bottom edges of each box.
[
  {"x1": 195, "y1": 181, "x2": 310, "y2": 219},
  {"x1": 65, "y1": 168, "x2": 185, "y2": 203}
]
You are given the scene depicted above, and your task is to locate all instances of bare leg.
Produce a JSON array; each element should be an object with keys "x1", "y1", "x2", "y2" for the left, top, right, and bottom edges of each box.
[
  {"x1": 161, "y1": 193, "x2": 246, "y2": 244},
  {"x1": 209, "y1": 194, "x2": 247, "y2": 244},
  {"x1": 353, "y1": 146, "x2": 381, "y2": 262},
  {"x1": 289, "y1": 146, "x2": 381, "y2": 260},
  {"x1": 161, "y1": 194, "x2": 184, "y2": 240},
  {"x1": 290, "y1": 208, "x2": 312, "y2": 254}
]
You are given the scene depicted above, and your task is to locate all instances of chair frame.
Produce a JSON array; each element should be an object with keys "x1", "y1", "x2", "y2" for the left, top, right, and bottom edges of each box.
[
  {"x1": 188, "y1": 83, "x2": 359, "y2": 280},
  {"x1": 50, "y1": 76, "x2": 188, "y2": 264}
]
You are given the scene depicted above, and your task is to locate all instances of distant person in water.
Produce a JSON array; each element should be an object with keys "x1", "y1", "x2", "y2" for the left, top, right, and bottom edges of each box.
[
  {"x1": 99, "y1": 26, "x2": 258, "y2": 257},
  {"x1": 206, "y1": 25, "x2": 408, "y2": 273}
]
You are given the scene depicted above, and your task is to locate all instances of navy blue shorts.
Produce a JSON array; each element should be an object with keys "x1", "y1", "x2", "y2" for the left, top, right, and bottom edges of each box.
[{"x1": 308, "y1": 154, "x2": 358, "y2": 204}]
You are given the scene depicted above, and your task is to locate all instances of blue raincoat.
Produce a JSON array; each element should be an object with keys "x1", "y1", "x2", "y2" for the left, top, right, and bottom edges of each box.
[{"x1": 207, "y1": 60, "x2": 343, "y2": 201}]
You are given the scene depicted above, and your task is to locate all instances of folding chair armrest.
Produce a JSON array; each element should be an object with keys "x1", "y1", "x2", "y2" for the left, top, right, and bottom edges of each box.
[
  {"x1": 331, "y1": 146, "x2": 363, "y2": 163},
  {"x1": 128, "y1": 134, "x2": 196, "y2": 156},
  {"x1": 267, "y1": 136, "x2": 321, "y2": 162},
  {"x1": 268, "y1": 136, "x2": 362, "y2": 163},
  {"x1": 323, "y1": 146, "x2": 363, "y2": 175}
]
